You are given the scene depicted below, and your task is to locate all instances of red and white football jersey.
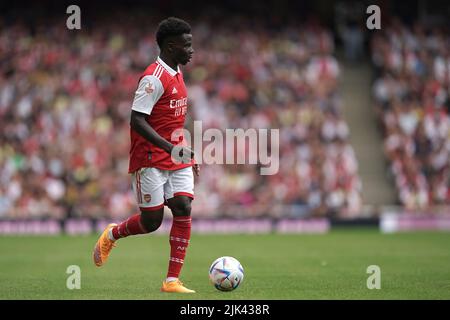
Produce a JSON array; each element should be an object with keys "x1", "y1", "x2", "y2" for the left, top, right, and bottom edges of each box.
[{"x1": 129, "y1": 57, "x2": 193, "y2": 173}]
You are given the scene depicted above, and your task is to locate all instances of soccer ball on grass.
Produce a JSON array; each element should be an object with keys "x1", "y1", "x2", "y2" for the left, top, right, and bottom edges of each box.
[{"x1": 209, "y1": 256, "x2": 244, "y2": 291}]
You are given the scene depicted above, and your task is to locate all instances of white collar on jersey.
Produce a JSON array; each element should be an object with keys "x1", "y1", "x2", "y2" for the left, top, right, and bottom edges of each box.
[{"x1": 157, "y1": 56, "x2": 180, "y2": 77}]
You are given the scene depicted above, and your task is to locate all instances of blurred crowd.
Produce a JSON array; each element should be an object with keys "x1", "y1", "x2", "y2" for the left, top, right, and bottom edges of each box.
[
  {"x1": 188, "y1": 19, "x2": 362, "y2": 218},
  {"x1": 0, "y1": 15, "x2": 362, "y2": 219},
  {"x1": 371, "y1": 19, "x2": 450, "y2": 210}
]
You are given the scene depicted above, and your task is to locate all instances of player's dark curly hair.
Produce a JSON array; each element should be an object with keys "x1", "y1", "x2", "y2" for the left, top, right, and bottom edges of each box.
[{"x1": 156, "y1": 17, "x2": 191, "y2": 48}]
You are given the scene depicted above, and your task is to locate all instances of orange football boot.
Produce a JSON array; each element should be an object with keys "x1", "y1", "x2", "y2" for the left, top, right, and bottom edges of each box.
[
  {"x1": 161, "y1": 279, "x2": 196, "y2": 293},
  {"x1": 93, "y1": 223, "x2": 117, "y2": 267}
]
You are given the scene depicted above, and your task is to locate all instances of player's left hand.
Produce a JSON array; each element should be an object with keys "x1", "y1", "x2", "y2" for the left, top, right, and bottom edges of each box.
[{"x1": 193, "y1": 163, "x2": 200, "y2": 177}]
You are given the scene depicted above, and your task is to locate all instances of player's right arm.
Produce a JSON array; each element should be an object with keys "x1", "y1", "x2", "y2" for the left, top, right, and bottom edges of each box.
[
  {"x1": 130, "y1": 75, "x2": 174, "y2": 154},
  {"x1": 130, "y1": 75, "x2": 193, "y2": 158},
  {"x1": 131, "y1": 110, "x2": 195, "y2": 158},
  {"x1": 130, "y1": 110, "x2": 174, "y2": 154}
]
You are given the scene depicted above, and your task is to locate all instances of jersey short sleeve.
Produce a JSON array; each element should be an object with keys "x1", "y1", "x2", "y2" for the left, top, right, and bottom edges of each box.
[{"x1": 131, "y1": 75, "x2": 164, "y2": 115}]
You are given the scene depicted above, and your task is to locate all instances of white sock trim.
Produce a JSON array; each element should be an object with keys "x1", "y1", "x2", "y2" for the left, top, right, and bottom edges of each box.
[
  {"x1": 108, "y1": 227, "x2": 116, "y2": 241},
  {"x1": 166, "y1": 277, "x2": 178, "y2": 283}
]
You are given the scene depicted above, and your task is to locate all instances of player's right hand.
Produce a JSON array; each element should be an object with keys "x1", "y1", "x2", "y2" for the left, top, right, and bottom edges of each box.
[
  {"x1": 171, "y1": 145, "x2": 195, "y2": 164},
  {"x1": 179, "y1": 146, "x2": 195, "y2": 159},
  {"x1": 193, "y1": 163, "x2": 200, "y2": 177}
]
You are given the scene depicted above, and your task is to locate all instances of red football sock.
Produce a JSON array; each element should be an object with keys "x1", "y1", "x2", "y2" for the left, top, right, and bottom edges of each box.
[
  {"x1": 167, "y1": 216, "x2": 192, "y2": 279},
  {"x1": 111, "y1": 213, "x2": 148, "y2": 240}
]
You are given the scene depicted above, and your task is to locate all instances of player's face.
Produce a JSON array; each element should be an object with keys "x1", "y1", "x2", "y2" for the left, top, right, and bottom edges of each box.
[{"x1": 172, "y1": 34, "x2": 194, "y2": 65}]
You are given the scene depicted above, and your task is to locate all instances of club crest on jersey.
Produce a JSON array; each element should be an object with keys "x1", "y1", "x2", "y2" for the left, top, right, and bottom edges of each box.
[
  {"x1": 143, "y1": 194, "x2": 152, "y2": 203},
  {"x1": 172, "y1": 87, "x2": 178, "y2": 94},
  {"x1": 145, "y1": 82, "x2": 154, "y2": 94}
]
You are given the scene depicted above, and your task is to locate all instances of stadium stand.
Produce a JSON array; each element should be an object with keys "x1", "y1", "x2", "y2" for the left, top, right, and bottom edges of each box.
[
  {"x1": 371, "y1": 19, "x2": 450, "y2": 210},
  {"x1": 0, "y1": 14, "x2": 363, "y2": 219}
]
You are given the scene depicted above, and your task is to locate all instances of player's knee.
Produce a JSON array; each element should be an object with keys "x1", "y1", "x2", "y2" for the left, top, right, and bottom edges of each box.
[
  {"x1": 140, "y1": 212, "x2": 163, "y2": 232},
  {"x1": 170, "y1": 198, "x2": 192, "y2": 217}
]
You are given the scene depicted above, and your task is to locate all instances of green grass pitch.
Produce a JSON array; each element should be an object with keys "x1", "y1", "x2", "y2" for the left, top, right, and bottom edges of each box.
[{"x1": 1, "y1": 228, "x2": 450, "y2": 299}]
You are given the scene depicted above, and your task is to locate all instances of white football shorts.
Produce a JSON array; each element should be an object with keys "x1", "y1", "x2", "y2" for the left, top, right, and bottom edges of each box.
[{"x1": 131, "y1": 166, "x2": 194, "y2": 211}]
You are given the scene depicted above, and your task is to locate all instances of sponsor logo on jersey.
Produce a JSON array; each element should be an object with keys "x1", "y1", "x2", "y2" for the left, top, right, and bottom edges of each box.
[{"x1": 169, "y1": 97, "x2": 188, "y2": 108}]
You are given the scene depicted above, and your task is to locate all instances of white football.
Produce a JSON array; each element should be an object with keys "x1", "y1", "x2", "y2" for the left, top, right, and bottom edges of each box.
[{"x1": 209, "y1": 256, "x2": 244, "y2": 291}]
